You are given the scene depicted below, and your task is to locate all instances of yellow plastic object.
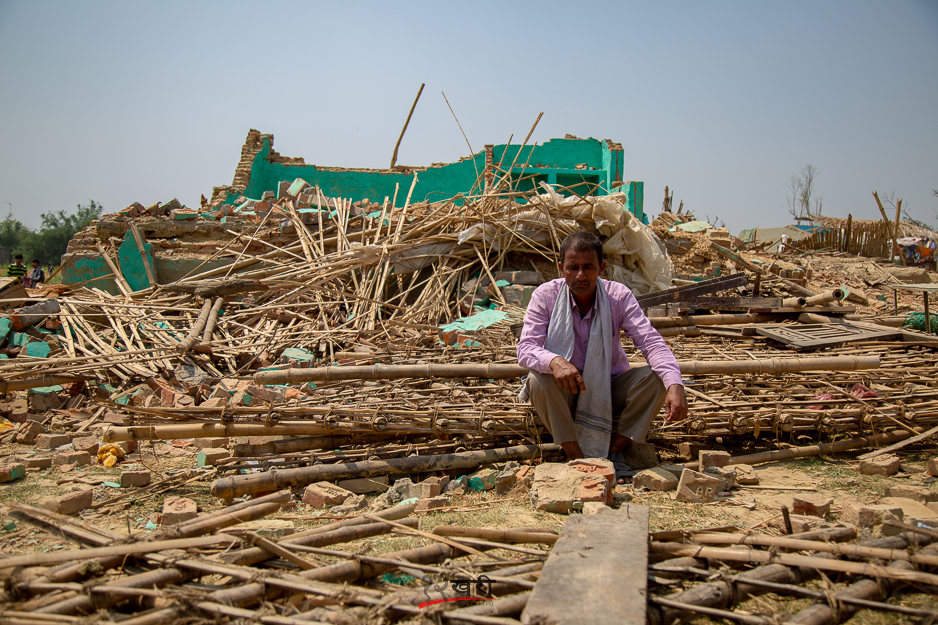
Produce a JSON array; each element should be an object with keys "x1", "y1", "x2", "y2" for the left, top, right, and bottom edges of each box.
[
  {"x1": 97, "y1": 443, "x2": 126, "y2": 467},
  {"x1": 0, "y1": 418, "x2": 14, "y2": 433}
]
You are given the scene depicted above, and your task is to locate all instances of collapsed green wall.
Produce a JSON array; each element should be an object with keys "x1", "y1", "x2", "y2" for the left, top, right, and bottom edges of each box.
[{"x1": 238, "y1": 136, "x2": 645, "y2": 221}]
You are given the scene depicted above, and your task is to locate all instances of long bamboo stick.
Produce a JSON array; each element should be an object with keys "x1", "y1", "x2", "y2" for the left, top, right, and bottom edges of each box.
[
  {"x1": 211, "y1": 444, "x2": 562, "y2": 499},
  {"x1": 253, "y1": 356, "x2": 880, "y2": 385}
]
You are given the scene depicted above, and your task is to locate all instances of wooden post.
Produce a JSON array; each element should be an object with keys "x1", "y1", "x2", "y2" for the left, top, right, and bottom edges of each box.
[
  {"x1": 894, "y1": 198, "x2": 906, "y2": 266},
  {"x1": 844, "y1": 213, "x2": 852, "y2": 254},
  {"x1": 129, "y1": 223, "x2": 157, "y2": 287},
  {"x1": 873, "y1": 191, "x2": 898, "y2": 262},
  {"x1": 389, "y1": 83, "x2": 424, "y2": 170}
]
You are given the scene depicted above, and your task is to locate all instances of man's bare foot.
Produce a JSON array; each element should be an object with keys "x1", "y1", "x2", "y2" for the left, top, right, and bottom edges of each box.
[{"x1": 561, "y1": 441, "x2": 584, "y2": 461}]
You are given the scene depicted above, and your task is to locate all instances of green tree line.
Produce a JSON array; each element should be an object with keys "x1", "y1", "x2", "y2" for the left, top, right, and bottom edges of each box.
[{"x1": 1, "y1": 201, "x2": 102, "y2": 267}]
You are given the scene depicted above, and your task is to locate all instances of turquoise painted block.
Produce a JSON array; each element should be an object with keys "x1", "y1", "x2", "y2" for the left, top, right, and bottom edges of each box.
[
  {"x1": 118, "y1": 230, "x2": 156, "y2": 292},
  {"x1": 28, "y1": 341, "x2": 51, "y2": 358},
  {"x1": 287, "y1": 178, "x2": 310, "y2": 196},
  {"x1": 31, "y1": 385, "x2": 64, "y2": 394},
  {"x1": 7, "y1": 464, "x2": 26, "y2": 481},
  {"x1": 0, "y1": 317, "x2": 11, "y2": 337},
  {"x1": 199, "y1": 213, "x2": 216, "y2": 220},
  {"x1": 494, "y1": 279, "x2": 510, "y2": 287},
  {"x1": 11, "y1": 333, "x2": 30, "y2": 347},
  {"x1": 439, "y1": 309, "x2": 509, "y2": 332},
  {"x1": 173, "y1": 212, "x2": 198, "y2": 220}
]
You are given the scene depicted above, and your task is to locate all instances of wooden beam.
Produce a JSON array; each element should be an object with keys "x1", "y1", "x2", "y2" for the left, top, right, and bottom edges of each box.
[{"x1": 522, "y1": 504, "x2": 649, "y2": 625}]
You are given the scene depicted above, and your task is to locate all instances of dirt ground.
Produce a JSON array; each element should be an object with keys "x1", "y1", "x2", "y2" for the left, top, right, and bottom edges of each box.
[{"x1": 1, "y1": 432, "x2": 937, "y2": 622}]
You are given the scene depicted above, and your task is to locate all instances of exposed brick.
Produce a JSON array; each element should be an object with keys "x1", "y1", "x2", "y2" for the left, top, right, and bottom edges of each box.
[
  {"x1": 884, "y1": 485, "x2": 937, "y2": 503},
  {"x1": 54, "y1": 451, "x2": 91, "y2": 467},
  {"x1": 415, "y1": 496, "x2": 451, "y2": 512},
  {"x1": 72, "y1": 436, "x2": 100, "y2": 455},
  {"x1": 792, "y1": 495, "x2": 834, "y2": 518},
  {"x1": 675, "y1": 469, "x2": 721, "y2": 504},
  {"x1": 633, "y1": 467, "x2": 678, "y2": 492},
  {"x1": 197, "y1": 448, "x2": 230, "y2": 467},
  {"x1": 337, "y1": 476, "x2": 389, "y2": 494},
  {"x1": 726, "y1": 463, "x2": 759, "y2": 485},
  {"x1": 14, "y1": 420, "x2": 43, "y2": 444},
  {"x1": 859, "y1": 454, "x2": 900, "y2": 476},
  {"x1": 698, "y1": 450, "x2": 731, "y2": 469},
  {"x1": 45, "y1": 489, "x2": 93, "y2": 515},
  {"x1": 0, "y1": 463, "x2": 26, "y2": 482},
  {"x1": 34, "y1": 433, "x2": 73, "y2": 450},
  {"x1": 120, "y1": 470, "x2": 151, "y2": 488},
  {"x1": 161, "y1": 497, "x2": 198, "y2": 524},
  {"x1": 302, "y1": 482, "x2": 353, "y2": 508}
]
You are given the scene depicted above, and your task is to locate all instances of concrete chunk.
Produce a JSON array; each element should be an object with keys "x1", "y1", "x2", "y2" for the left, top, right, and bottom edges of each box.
[
  {"x1": 46, "y1": 489, "x2": 93, "y2": 515},
  {"x1": 675, "y1": 469, "x2": 721, "y2": 504},
  {"x1": 859, "y1": 454, "x2": 900, "y2": 476},
  {"x1": 880, "y1": 497, "x2": 938, "y2": 520},
  {"x1": 884, "y1": 485, "x2": 937, "y2": 503},
  {"x1": 929, "y1": 457, "x2": 938, "y2": 477},
  {"x1": 530, "y1": 460, "x2": 614, "y2": 514},
  {"x1": 841, "y1": 501, "x2": 904, "y2": 529},
  {"x1": 302, "y1": 482, "x2": 353, "y2": 508},
  {"x1": 633, "y1": 467, "x2": 678, "y2": 492}
]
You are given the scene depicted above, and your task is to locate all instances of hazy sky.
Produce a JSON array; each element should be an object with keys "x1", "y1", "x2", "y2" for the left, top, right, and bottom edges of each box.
[{"x1": 1, "y1": 1, "x2": 936, "y2": 236}]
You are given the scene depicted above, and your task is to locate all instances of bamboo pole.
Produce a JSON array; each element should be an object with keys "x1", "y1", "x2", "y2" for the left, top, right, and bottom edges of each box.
[
  {"x1": 211, "y1": 444, "x2": 562, "y2": 499},
  {"x1": 0, "y1": 375, "x2": 93, "y2": 393},
  {"x1": 650, "y1": 542, "x2": 938, "y2": 586},
  {"x1": 682, "y1": 427, "x2": 922, "y2": 470},
  {"x1": 175, "y1": 299, "x2": 213, "y2": 354},
  {"x1": 253, "y1": 355, "x2": 880, "y2": 385}
]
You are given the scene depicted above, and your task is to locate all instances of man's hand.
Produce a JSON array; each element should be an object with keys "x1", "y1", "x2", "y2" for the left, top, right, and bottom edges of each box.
[
  {"x1": 663, "y1": 384, "x2": 687, "y2": 423},
  {"x1": 549, "y1": 356, "x2": 586, "y2": 395}
]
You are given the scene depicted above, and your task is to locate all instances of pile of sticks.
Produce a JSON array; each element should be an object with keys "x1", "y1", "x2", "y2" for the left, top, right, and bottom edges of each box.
[
  {"x1": 649, "y1": 524, "x2": 938, "y2": 624},
  {"x1": 0, "y1": 495, "x2": 550, "y2": 624}
]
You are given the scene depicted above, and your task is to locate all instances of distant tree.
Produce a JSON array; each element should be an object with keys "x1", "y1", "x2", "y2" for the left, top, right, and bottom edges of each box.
[
  {"x1": 27, "y1": 200, "x2": 102, "y2": 266},
  {"x1": 787, "y1": 164, "x2": 823, "y2": 220},
  {"x1": 0, "y1": 210, "x2": 36, "y2": 261}
]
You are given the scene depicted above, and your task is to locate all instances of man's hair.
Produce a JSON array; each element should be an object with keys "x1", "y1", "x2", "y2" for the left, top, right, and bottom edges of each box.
[
  {"x1": 31, "y1": 259, "x2": 40, "y2": 264},
  {"x1": 14, "y1": 254, "x2": 23, "y2": 260},
  {"x1": 559, "y1": 231, "x2": 604, "y2": 265}
]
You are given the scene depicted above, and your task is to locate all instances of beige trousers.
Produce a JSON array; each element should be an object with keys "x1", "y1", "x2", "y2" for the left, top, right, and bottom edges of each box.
[{"x1": 526, "y1": 367, "x2": 667, "y2": 446}]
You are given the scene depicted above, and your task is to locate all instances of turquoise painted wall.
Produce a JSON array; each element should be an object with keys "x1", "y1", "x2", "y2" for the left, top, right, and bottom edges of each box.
[
  {"x1": 118, "y1": 231, "x2": 155, "y2": 292},
  {"x1": 237, "y1": 137, "x2": 645, "y2": 219}
]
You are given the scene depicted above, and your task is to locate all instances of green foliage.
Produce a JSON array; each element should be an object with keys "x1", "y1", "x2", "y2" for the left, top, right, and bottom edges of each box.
[{"x1": 0, "y1": 201, "x2": 102, "y2": 267}]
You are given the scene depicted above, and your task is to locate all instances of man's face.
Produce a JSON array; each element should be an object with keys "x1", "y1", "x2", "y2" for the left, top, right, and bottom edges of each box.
[
  {"x1": 558, "y1": 248, "x2": 606, "y2": 300},
  {"x1": 31, "y1": 261, "x2": 39, "y2": 268},
  {"x1": 15, "y1": 258, "x2": 23, "y2": 265}
]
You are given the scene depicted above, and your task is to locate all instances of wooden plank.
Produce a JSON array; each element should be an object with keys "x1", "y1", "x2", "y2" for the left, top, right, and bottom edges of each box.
[
  {"x1": 636, "y1": 274, "x2": 748, "y2": 309},
  {"x1": 522, "y1": 504, "x2": 649, "y2": 625},
  {"x1": 687, "y1": 296, "x2": 781, "y2": 310},
  {"x1": 756, "y1": 323, "x2": 903, "y2": 349}
]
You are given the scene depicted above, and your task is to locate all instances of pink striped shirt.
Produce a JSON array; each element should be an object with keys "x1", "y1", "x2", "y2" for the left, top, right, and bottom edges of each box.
[{"x1": 517, "y1": 278, "x2": 683, "y2": 389}]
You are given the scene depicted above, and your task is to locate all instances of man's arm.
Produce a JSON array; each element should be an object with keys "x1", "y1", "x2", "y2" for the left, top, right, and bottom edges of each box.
[{"x1": 517, "y1": 283, "x2": 586, "y2": 394}]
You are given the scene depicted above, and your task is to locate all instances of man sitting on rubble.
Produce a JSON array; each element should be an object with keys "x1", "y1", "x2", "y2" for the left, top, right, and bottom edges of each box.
[{"x1": 517, "y1": 231, "x2": 687, "y2": 479}]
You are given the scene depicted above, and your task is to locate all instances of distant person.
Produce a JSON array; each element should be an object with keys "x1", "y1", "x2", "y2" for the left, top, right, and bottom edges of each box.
[
  {"x1": 24, "y1": 259, "x2": 45, "y2": 288},
  {"x1": 6, "y1": 254, "x2": 27, "y2": 281}
]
